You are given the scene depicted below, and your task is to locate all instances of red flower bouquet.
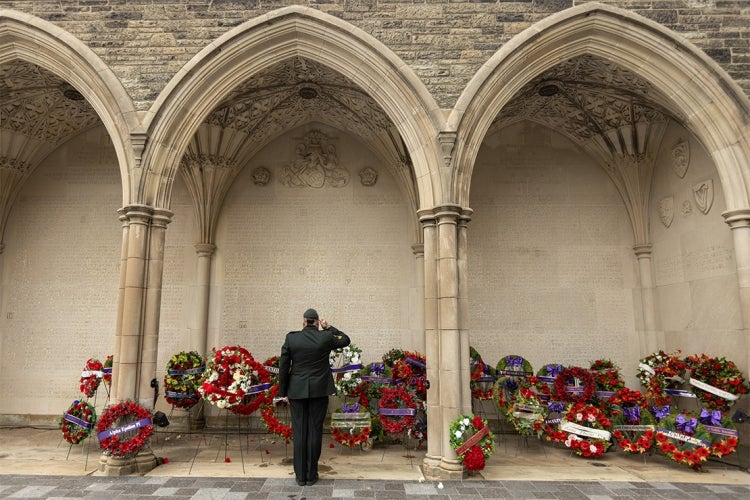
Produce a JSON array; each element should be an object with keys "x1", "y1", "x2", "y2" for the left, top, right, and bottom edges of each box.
[
  {"x1": 685, "y1": 354, "x2": 748, "y2": 413},
  {"x1": 448, "y1": 413, "x2": 495, "y2": 471},
  {"x1": 79, "y1": 358, "x2": 104, "y2": 398}
]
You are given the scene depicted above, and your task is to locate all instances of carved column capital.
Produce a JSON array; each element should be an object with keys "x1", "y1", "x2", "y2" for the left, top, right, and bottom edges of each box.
[
  {"x1": 195, "y1": 243, "x2": 217, "y2": 257},
  {"x1": 633, "y1": 244, "x2": 653, "y2": 258},
  {"x1": 722, "y1": 208, "x2": 750, "y2": 229}
]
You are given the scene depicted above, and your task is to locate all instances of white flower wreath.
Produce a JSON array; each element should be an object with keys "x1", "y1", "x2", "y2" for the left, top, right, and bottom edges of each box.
[{"x1": 330, "y1": 344, "x2": 363, "y2": 396}]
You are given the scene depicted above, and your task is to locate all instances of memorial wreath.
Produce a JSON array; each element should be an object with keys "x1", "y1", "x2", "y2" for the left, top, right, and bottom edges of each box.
[
  {"x1": 96, "y1": 400, "x2": 153, "y2": 457},
  {"x1": 331, "y1": 402, "x2": 372, "y2": 447},
  {"x1": 164, "y1": 350, "x2": 205, "y2": 410},
  {"x1": 79, "y1": 357, "x2": 104, "y2": 398},
  {"x1": 60, "y1": 400, "x2": 97, "y2": 444},
  {"x1": 449, "y1": 413, "x2": 495, "y2": 472},
  {"x1": 655, "y1": 411, "x2": 711, "y2": 470},
  {"x1": 559, "y1": 402, "x2": 611, "y2": 458},
  {"x1": 199, "y1": 345, "x2": 271, "y2": 415},
  {"x1": 553, "y1": 366, "x2": 595, "y2": 404},
  {"x1": 378, "y1": 385, "x2": 418, "y2": 435},
  {"x1": 684, "y1": 354, "x2": 748, "y2": 413},
  {"x1": 330, "y1": 344, "x2": 363, "y2": 397}
]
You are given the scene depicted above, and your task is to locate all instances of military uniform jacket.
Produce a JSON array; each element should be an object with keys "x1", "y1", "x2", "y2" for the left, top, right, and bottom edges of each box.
[{"x1": 278, "y1": 325, "x2": 351, "y2": 399}]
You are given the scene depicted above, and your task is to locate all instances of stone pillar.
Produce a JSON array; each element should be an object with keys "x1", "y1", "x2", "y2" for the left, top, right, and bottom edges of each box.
[
  {"x1": 634, "y1": 244, "x2": 661, "y2": 356},
  {"x1": 190, "y1": 243, "x2": 216, "y2": 355},
  {"x1": 411, "y1": 243, "x2": 425, "y2": 354},
  {"x1": 137, "y1": 209, "x2": 172, "y2": 409},
  {"x1": 110, "y1": 210, "x2": 130, "y2": 404},
  {"x1": 435, "y1": 207, "x2": 464, "y2": 478},
  {"x1": 420, "y1": 213, "x2": 441, "y2": 472},
  {"x1": 457, "y1": 210, "x2": 472, "y2": 415},
  {"x1": 723, "y1": 209, "x2": 750, "y2": 375},
  {"x1": 102, "y1": 205, "x2": 172, "y2": 476}
]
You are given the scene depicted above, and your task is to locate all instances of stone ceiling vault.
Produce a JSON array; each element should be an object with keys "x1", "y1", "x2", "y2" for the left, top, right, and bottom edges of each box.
[{"x1": 1, "y1": 54, "x2": 683, "y2": 246}]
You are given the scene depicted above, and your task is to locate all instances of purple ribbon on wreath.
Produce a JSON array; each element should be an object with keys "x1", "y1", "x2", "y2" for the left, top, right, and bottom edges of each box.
[
  {"x1": 652, "y1": 405, "x2": 670, "y2": 421},
  {"x1": 370, "y1": 363, "x2": 385, "y2": 375},
  {"x1": 547, "y1": 401, "x2": 565, "y2": 413},
  {"x1": 342, "y1": 402, "x2": 360, "y2": 413},
  {"x1": 623, "y1": 406, "x2": 641, "y2": 424},
  {"x1": 504, "y1": 379, "x2": 519, "y2": 391},
  {"x1": 675, "y1": 415, "x2": 698, "y2": 434},
  {"x1": 699, "y1": 408, "x2": 722, "y2": 426},
  {"x1": 505, "y1": 356, "x2": 523, "y2": 370},
  {"x1": 405, "y1": 357, "x2": 426, "y2": 370},
  {"x1": 546, "y1": 364, "x2": 563, "y2": 377}
]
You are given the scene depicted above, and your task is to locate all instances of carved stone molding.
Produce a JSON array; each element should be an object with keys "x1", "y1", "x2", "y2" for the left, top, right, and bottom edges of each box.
[
  {"x1": 658, "y1": 196, "x2": 674, "y2": 228},
  {"x1": 671, "y1": 139, "x2": 690, "y2": 178},
  {"x1": 252, "y1": 167, "x2": 271, "y2": 186},
  {"x1": 692, "y1": 179, "x2": 714, "y2": 215},
  {"x1": 358, "y1": 167, "x2": 378, "y2": 186},
  {"x1": 280, "y1": 130, "x2": 349, "y2": 188}
]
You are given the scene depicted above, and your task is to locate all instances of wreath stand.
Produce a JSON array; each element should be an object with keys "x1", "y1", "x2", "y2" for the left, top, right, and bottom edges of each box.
[
  {"x1": 61, "y1": 376, "x2": 110, "y2": 470},
  {"x1": 189, "y1": 409, "x2": 247, "y2": 474}
]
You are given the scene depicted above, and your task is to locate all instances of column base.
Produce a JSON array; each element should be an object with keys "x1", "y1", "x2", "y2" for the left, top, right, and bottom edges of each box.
[
  {"x1": 421, "y1": 457, "x2": 465, "y2": 480},
  {"x1": 98, "y1": 447, "x2": 158, "y2": 476}
]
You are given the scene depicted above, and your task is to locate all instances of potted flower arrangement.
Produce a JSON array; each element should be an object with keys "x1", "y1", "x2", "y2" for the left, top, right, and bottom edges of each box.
[{"x1": 449, "y1": 413, "x2": 495, "y2": 472}]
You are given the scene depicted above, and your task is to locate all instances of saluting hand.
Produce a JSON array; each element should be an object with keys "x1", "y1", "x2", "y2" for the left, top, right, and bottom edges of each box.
[{"x1": 319, "y1": 319, "x2": 329, "y2": 329}]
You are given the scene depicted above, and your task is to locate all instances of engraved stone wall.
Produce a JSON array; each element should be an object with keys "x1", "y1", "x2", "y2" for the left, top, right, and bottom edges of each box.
[
  {"x1": 468, "y1": 121, "x2": 640, "y2": 384},
  {"x1": 156, "y1": 123, "x2": 417, "y2": 410},
  {"x1": 650, "y1": 121, "x2": 743, "y2": 359},
  {"x1": 0, "y1": 126, "x2": 121, "y2": 414}
]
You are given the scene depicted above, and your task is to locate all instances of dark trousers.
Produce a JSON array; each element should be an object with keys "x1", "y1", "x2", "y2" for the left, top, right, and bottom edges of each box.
[{"x1": 289, "y1": 396, "x2": 328, "y2": 482}]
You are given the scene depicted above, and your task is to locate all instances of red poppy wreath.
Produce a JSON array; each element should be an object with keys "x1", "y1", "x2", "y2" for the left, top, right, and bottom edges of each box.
[
  {"x1": 96, "y1": 400, "x2": 153, "y2": 457},
  {"x1": 378, "y1": 385, "x2": 418, "y2": 435}
]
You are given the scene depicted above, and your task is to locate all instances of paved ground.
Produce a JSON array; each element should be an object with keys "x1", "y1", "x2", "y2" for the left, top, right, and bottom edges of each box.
[{"x1": 0, "y1": 425, "x2": 748, "y2": 498}]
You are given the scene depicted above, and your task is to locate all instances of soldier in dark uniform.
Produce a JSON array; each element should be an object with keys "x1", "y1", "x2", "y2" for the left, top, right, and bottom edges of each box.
[{"x1": 278, "y1": 308, "x2": 351, "y2": 486}]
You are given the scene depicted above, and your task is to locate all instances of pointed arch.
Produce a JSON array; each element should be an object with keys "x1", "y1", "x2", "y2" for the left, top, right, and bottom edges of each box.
[
  {"x1": 141, "y1": 5, "x2": 443, "y2": 212},
  {"x1": 0, "y1": 9, "x2": 140, "y2": 204},
  {"x1": 450, "y1": 2, "x2": 750, "y2": 211}
]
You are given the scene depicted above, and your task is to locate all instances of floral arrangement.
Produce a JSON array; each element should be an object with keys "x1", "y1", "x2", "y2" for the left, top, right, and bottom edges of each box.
[
  {"x1": 448, "y1": 414, "x2": 495, "y2": 472},
  {"x1": 469, "y1": 352, "x2": 496, "y2": 401},
  {"x1": 60, "y1": 400, "x2": 97, "y2": 444},
  {"x1": 559, "y1": 402, "x2": 612, "y2": 458},
  {"x1": 199, "y1": 345, "x2": 271, "y2": 415},
  {"x1": 164, "y1": 350, "x2": 205, "y2": 410},
  {"x1": 382, "y1": 348, "x2": 405, "y2": 368},
  {"x1": 391, "y1": 350, "x2": 427, "y2": 399},
  {"x1": 589, "y1": 359, "x2": 625, "y2": 397},
  {"x1": 331, "y1": 402, "x2": 372, "y2": 447},
  {"x1": 263, "y1": 355, "x2": 280, "y2": 384},
  {"x1": 330, "y1": 344, "x2": 363, "y2": 397},
  {"x1": 542, "y1": 400, "x2": 567, "y2": 443},
  {"x1": 103, "y1": 355, "x2": 113, "y2": 388},
  {"x1": 492, "y1": 378, "x2": 511, "y2": 418},
  {"x1": 96, "y1": 400, "x2": 153, "y2": 457},
  {"x1": 508, "y1": 387, "x2": 546, "y2": 438},
  {"x1": 378, "y1": 385, "x2": 418, "y2": 435},
  {"x1": 353, "y1": 362, "x2": 394, "y2": 410},
  {"x1": 553, "y1": 366, "x2": 595, "y2": 404},
  {"x1": 258, "y1": 384, "x2": 292, "y2": 440},
  {"x1": 610, "y1": 389, "x2": 655, "y2": 455},
  {"x1": 79, "y1": 358, "x2": 104, "y2": 398},
  {"x1": 531, "y1": 363, "x2": 563, "y2": 399},
  {"x1": 655, "y1": 411, "x2": 711, "y2": 470},
  {"x1": 637, "y1": 350, "x2": 687, "y2": 406},
  {"x1": 684, "y1": 354, "x2": 748, "y2": 412},
  {"x1": 697, "y1": 408, "x2": 739, "y2": 458}
]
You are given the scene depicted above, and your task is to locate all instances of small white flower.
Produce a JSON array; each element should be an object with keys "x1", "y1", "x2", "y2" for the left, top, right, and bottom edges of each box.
[
  {"x1": 462, "y1": 418, "x2": 470, "y2": 426},
  {"x1": 454, "y1": 430, "x2": 462, "y2": 439},
  {"x1": 576, "y1": 412, "x2": 583, "y2": 421}
]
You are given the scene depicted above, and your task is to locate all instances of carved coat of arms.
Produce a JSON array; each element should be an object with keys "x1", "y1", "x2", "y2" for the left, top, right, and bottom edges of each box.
[
  {"x1": 693, "y1": 179, "x2": 714, "y2": 215},
  {"x1": 671, "y1": 139, "x2": 690, "y2": 178},
  {"x1": 658, "y1": 196, "x2": 674, "y2": 228}
]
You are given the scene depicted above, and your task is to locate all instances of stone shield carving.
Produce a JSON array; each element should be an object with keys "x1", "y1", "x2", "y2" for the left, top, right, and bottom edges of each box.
[
  {"x1": 658, "y1": 197, "x2": 674, "y2": 228},
  {"x1": 671, "y1": 139, "x2": 690, "y2": 178},
  {"x1": 693, "y1": 179, "x2": 714, "y2": 215}
]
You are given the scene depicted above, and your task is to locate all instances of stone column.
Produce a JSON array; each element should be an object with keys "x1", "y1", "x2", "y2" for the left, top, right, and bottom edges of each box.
[
  {"x1": 723, "y1": 209, "x2": 750, "y2": 375},
  {"x1": 420, "y1": 213, "x2": 441, "y2": 472},
  {"x1": 190, "y1": 243, "x2": 216, "y2": 355},
  {"x1": 634, "y1": 244, "x2": 660, "y2": 355},
  {"x1": 411, "y1": 243, "x2": 425, "y2": 354},
  {"x1": 457, "y1": 210, "x2": 472, "y2": 414},
  {"x1": 436, "y1": 206, "x2": 464, "y2": 478},
  {"x1": 137, "y1": 209, "x2": 172, "y2": 409},
  {"x1": 110, "y1": 209, "x2": 131, "y2": 404}
]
